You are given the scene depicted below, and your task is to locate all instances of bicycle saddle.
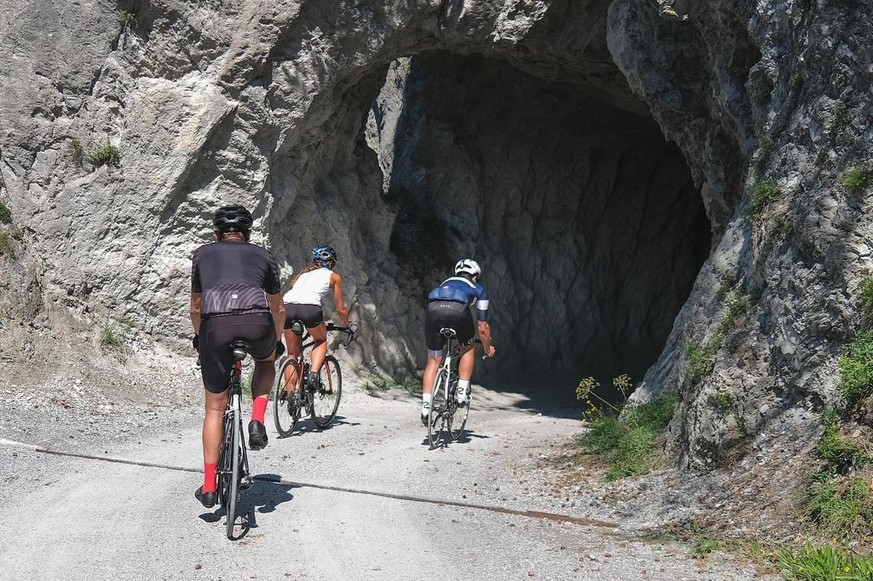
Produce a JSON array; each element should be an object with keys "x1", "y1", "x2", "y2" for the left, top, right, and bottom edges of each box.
[{"x1": 230, "y1": 340, "x2": 253, "y2": 361}]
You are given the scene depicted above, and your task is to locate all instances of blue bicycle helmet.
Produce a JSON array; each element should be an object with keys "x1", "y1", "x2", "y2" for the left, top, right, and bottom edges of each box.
[{"x1": 312, "y1": 245, "x2": 338, "y2": 268}]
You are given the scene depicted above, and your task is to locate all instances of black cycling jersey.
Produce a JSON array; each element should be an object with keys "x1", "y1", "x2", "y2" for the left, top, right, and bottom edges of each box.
[{"x1": 191, "y1": 238, "x2": 281, "y2": 317}]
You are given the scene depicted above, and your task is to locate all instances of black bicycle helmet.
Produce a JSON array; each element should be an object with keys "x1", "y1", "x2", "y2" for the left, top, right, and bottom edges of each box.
[
  {"x1": 312, "y1": 245, "x2": 338, "y2": 267},
  {"x1": 213, "y1": 205, "x2": 254, "y2": 233}
]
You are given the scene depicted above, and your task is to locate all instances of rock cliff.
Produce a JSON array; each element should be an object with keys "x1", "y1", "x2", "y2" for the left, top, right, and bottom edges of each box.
[{"x1": 0, "y1": 0, "x2": 870, "y2": 482}]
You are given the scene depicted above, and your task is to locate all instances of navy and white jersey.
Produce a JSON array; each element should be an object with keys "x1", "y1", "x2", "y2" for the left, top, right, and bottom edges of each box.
[
  {"x1": 427, "y1": 276, "x2": 490, "y2": 322},
  {"x1": 191, "y1": 239, "x2": 281, "y2": 317}
]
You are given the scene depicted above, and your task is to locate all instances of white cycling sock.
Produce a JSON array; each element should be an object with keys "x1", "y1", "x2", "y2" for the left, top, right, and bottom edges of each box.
[{"x1": 457, "y1": 380, "x2": 470, "y2": 401}]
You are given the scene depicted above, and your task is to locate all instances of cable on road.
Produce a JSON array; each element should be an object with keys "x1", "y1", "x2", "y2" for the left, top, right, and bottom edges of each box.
[{"x1": 11, "y1": 440, "x2": 618, "y2": 529}]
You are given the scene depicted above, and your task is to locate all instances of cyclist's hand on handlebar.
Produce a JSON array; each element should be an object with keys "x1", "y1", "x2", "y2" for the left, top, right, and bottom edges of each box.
[
  {"x1": 484, "y1": 345, "x2": 496, "y2": 358},
  {"x1": 275, "y1": 340, "x2": 286, "y2": 357}
]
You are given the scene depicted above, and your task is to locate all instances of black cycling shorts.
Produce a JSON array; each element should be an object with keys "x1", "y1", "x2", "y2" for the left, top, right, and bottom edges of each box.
[
  {"x1": 283, "y1": 303, "x2": 324, "y2": 329},
  {"x1": 200, "y1": 312, "x2": 276, "y2": 393},
  {"x1": 425, "y1": 300, "x2": 475, "y2": 352}
]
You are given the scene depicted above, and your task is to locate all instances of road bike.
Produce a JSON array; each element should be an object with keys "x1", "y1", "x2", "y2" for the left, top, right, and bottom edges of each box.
[
  {"x1": 272, "y1": 322, "x2": 354, "y2": 436},
  {"x1": 216, "y1": 339, "x2": 253, "y2": 539},
  {"x1": 427, "y1": 328, "x2": 472, "y2": 449}
]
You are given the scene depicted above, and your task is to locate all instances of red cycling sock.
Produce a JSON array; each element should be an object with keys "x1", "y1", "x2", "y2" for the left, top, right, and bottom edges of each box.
[
  {"x1": 252, "y1": 395, "x2": 268, "y2": 424},
  {"x1": 203, "y1": 462, "x2": 217, "y2": 493}
]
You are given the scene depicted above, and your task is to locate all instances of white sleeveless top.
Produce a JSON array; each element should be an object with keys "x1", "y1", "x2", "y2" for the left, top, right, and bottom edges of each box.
[{"x1": 283, "y1": 267, "x2": 332, "y2": 305}]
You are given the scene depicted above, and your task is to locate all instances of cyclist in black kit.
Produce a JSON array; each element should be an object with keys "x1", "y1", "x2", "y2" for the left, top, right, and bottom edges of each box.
[{"x1": 189, "y1": 205, "x2": 286, "y2": 508}]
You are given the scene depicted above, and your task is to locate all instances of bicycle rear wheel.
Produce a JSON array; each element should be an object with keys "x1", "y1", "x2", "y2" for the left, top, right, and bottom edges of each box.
[
  {"x1": 272, "y1": 357, "x2": 301, "y2": 437},
  {"x1": 217, "y1": 414, "x2": 234, "y2": 506},
  {"x1": 226, "y1": 407, "x2": 241, "y2": 539},
  {"x1": 428, "y1": 369, "x2": 448, "y2": 449},
  {"x1": 311, "y1": 355, "x2": 342, "y2": 429}
]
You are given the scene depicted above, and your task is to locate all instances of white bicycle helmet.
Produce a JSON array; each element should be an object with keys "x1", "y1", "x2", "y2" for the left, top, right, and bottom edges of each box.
[{"x1": 454, "y1": 258, "x2": 481, "y2": 277}]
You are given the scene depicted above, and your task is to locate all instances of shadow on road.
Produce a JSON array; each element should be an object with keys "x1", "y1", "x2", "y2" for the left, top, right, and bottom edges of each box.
[
  {"x1": 197, "y1": 475, "x2": 297, "y2": 539},
  {"x1": 275, "y1": 415, "x2": 360, "y2": 438}
]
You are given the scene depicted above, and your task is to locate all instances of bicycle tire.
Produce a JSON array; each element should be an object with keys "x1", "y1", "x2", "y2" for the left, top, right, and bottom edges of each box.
[
  {"x1": 217, "y1": 414, "x2": 234, "y2": 506},
  {"x1": 311, "y1": 355, "x2": 342, "y2": 429},
  {"x1": 449, "y1": 376, "x2": 469, "y2": 441},
  {"x1": 226, "y1": 404, "x2": 241, "y2": 539},
  {"x1": 428, "y1": 368, "x2": 448, "y2": 449},
  {"x1": 272, "y1": 357, "x2": 301, "y2": 436}
]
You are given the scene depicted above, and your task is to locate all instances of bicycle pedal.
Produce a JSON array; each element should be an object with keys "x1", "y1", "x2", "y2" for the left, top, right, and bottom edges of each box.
[{"x1": 240, "y1": 477, "x2": 252, "y2": 490}]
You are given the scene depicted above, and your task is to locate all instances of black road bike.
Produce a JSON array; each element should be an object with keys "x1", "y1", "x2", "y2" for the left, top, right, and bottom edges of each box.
[
  {"x1": 427, "y1": 328, "x2": 472, "y2": 449},
  {"x1": 272, "y1": 322, "x2": 354, "y2": 436},
  {"x1": 216, "y1": 340, "x2": 253, "y2": 539}
]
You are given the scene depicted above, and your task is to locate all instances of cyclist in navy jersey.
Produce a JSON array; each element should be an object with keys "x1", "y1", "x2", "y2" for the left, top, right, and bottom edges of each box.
[
  {"x1": 189, "y1": 205, "x2": 286, "y2": 508},
  {"x1": 420, "y1": 259, "x2": 496, "y2": 424}
]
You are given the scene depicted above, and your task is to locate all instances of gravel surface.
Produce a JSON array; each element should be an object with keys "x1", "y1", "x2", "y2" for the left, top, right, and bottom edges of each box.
[{"x1": 0, "y1": 356, "x2": 780, "y2": 580}]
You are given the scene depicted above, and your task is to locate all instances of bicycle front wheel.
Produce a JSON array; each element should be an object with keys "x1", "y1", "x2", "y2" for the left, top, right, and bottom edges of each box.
[
  {"x1": 311, "y1": 355, "x2": 342, "y2": 429},
  {"x1": 428, "y1": 369, "x2": 448, "y2": 449},
  {"x1": 450, "y1": 387, "x2": 469, "y2": 441},
  {"x1": 273, "y1": 357, "x2": 301, "y2": 437}
]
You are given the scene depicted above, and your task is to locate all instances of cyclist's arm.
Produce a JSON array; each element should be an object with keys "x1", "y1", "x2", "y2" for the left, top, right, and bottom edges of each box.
[
  {"x1": 190, "y1": 292, "x2": 202, "y2": 335},
  {"x1": 330, "y1": 272, "x2": 351, "y2": 327},
  {"x1": 267, "y1": 292, "x2": 286, "y2": 341},
  {"x1": 477, "y1": 320, "x2": 494, "y2": 355}
]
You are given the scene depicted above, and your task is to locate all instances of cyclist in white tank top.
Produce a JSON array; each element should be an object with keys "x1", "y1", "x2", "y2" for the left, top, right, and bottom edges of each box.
[
  {"x1": 279, "y1": 245, "x2": 355, "y2": 395},
  {"x1": 283, "y1": 267, "x2": 332, "y2": 305}
]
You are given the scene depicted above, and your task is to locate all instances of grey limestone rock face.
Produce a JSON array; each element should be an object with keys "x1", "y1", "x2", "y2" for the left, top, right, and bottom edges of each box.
[{"x1": 0, "y1": 0, "x2": 870, "y2": 473}]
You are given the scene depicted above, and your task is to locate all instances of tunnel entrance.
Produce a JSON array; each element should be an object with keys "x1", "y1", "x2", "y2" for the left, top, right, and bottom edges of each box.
[{"x1": 367, "y1": 52, "x2": 711, "y2": 390}]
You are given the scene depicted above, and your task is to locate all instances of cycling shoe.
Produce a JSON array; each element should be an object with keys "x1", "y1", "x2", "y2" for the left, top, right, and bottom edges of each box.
[
  {"x1": 195, "y1": 485, "x2": 217, "y2": 508},
  {"x1": 248, "y1": 420, "x2": 268, "y2": 450}
]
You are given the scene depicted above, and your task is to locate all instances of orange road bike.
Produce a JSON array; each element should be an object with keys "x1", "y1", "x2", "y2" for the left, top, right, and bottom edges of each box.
[{"x1": 272, "y1": 322, "x2": 354, "y2": 436}]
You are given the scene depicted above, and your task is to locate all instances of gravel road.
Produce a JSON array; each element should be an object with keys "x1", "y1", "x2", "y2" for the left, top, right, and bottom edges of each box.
[{"x1": 0, "y1": 376, "x2": 778, "y2": 580}]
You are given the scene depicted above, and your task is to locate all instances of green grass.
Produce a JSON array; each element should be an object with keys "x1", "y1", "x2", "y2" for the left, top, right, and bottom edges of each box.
[
  {"x1": 0, "y1": 232, "x2": 14, "y2": 259},
  {"x1": 364, "y1": 374, "x2": 418, "y2": 394},
  {"x1": 242, "y1": 371, "x2": 253, "y2": 398},
  {"x1": 778, "y1": 545, "x2": 873, "y2": 580},
  {"x1": 87, "y1": 143, "x2": 121, "y2": 167},
  {"x1": 576, "y1": 391, "x2": 679, "y2": 480},
  {"x1": 773, "y1": 215, "x2": 796, "y2": 239},
  {"x1": 0, "y1": 201, "x2": 10, "y2": 224},
  {"x1": 718, "y1": 290, "x2": 747, "y2": 336},
  {"x1": 691, "y1": 538, "x2": 721, "y2": 557},
  {"x1": 837, "y1": 331, "x2": 873, "y2": 405},
  {"x1": 828, "y1": 105, "x2": 850, "y2": 140},
  {"x1": 805, "y1": 475, "x2": 873, "y2": 540},
  {"x1": 749, "y1": 180, "x2": 782, "y2": 216},
  {"x1": 100, "y1": 325, "x2": 127, "y2": 352},
  {"x1": 817, "y1": 410, "x2": 868, "y2": 473},
  {"x1": 684, "y1": 342, "x2": 717, "y2": 385},
  {"x1": 713, "y1": 391, "x2": 733, "y2": 413},
  {"x1": 861, "y1": 277, "x2": 873, "y2": 325},
  {"x1": 117, "y1": 10, "x2": 137, "y2": 28},
  {"x1": 843, "y1": 168, "x2": 871, "y2": 195}
]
